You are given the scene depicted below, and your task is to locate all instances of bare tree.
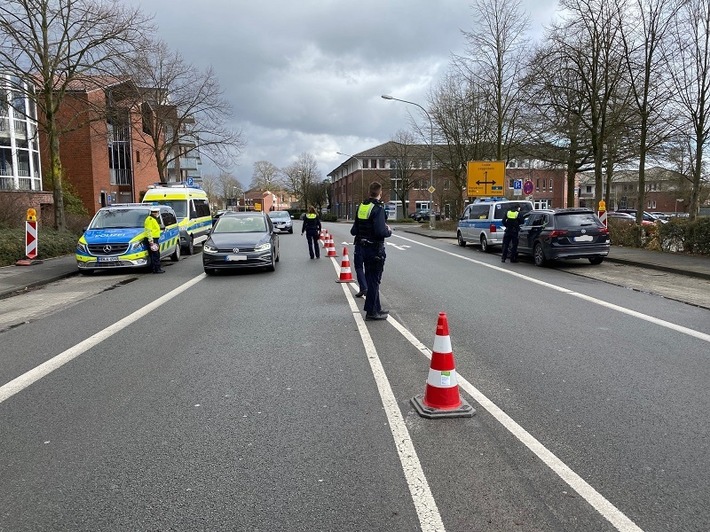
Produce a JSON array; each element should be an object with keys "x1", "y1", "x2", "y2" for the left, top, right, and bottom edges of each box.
[
  {"x1": 667, "y1": 0, "x2": 710, "y2": 219},
  {"x1": 429, "y1": 70, "x2": 497, "y2": 215},
  {"x1": 620, "y1": 0, "x2": 680, "y2": 226},
  {"x1": 0, "y1": 0, "x2": 152, "y2": 230},
  {"x1": 282, "y1": 152, "x2": 322, "y2": 209},
  {"x1": 552, "y1": 0, "x2": 628, "y2": 208},
  {"x1": 250, "y1": 160, "x2": 282, "y2": 191},
  {"x1": 458, "y1": 0, "x2": 531, "y2": 161},
  {"x1": 383, "y1": 131, "x2": 425, "y2": 217},
  {"x1": 128, "y1": 39, "x2": 244, "y2": 183}
]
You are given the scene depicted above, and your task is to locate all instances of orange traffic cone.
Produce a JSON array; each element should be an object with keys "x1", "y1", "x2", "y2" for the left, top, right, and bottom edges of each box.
[
  {"x1": 411, "y1": 312, "x2": 475, "y2": 419},
  {"x1": 336, "y1": 247, "x2": 355, "y2": 283},
  {"x1": 325, "y1": 235, "x2": 338, "y2": 257}
]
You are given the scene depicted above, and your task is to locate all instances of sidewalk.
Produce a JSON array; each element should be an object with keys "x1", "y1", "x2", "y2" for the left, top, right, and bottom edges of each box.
[{"x1": 1, "y1": 229, "x2": 709, "y2": 301}]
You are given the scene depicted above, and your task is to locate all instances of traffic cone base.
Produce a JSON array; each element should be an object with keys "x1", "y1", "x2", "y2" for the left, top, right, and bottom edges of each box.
[
  {"x1": 336, "y1": 247, "x2": 356, "y2": 283},
  {"x1": 411, "y1": 312, "x2": 475, "y2": 419}
]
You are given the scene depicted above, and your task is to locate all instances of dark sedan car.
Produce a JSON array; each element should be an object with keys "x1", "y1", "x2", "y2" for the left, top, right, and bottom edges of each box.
[
  {"x1": 409, "y1": 209, "x2": 441, "y2": 222},
  {"x1": 202, "y1": 212, "x2": 279, "y2": 274},
  {"x1": 517, "y1": 208, "x2": 610, "y2": 266}
]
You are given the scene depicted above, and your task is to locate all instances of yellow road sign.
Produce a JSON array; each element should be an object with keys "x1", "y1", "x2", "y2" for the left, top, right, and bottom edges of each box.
[{"x1": 467, "y1": 161, "x2": 506, "y2": 197}]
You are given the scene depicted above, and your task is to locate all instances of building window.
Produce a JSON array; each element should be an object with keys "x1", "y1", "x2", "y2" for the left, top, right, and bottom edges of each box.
[{"x1": 363, "y1": 159, "x2": 369, "y2": 169}]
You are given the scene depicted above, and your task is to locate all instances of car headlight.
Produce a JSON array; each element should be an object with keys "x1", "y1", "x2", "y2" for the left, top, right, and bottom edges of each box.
[
  {"x1": 254, "y1": 242, "x2": 272, "y2": 252},
  {"x1": 128, "y1": 241, "x2": 145, "y2": 252},
  {"x1": 203, "y1": 242, "x2": 218, "y2": 254},
  {"x1": 76, "y1": 242, "x2": 87, "y2": 253}
]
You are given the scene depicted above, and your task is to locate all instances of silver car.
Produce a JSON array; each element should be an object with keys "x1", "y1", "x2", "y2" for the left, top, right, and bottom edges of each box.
[{"x1": 268, "y1": 210, "x2": 293, "y2": 234}]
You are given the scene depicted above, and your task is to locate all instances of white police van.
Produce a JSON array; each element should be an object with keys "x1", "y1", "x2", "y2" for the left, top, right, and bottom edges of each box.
[{"x1": 457, "y1": 198, "x2": 533, "y2": 252}]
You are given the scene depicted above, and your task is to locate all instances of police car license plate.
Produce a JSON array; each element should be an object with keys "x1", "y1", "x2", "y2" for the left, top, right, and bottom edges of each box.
[
  {"x1": 226, "y1": 254, "x2": 246, "y2": 261},
  {"x1": 97, "y1": 256, "x2": 119, "y2": 262}
]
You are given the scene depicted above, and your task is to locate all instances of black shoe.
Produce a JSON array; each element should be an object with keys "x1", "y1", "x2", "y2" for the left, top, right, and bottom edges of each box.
[
  {"x1": 310, "y1": 256, "x2": 314, "y2": 259},
  {"x1": 355, "y1": 290, "x2": 366, "y2": 298},
  {"x1": 153, "y1": 270, "x2": 165, "y2": 274},
  {"x1": 511, "y1": 259, "x2": 518, "y2": 263},
  {"x1": 378, "y1": 309, "x2": 389, "y2": 315},
  {"x1": 501, "y1": 258, "x2": 506, "y2": 263},
  {"x1": 365, "y1": 313, "x2": 387, "y2": 321}
]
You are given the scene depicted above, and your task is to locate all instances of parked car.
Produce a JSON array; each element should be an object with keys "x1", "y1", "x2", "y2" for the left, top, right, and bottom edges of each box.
[
  {"x1": 202, "y1": 211, "x2": 280, "y2": 274},
  {"x1": 457, "y1": 198, "x2": 534, "y2": 252},
  {"x1": 267, "y1": 210, "x2": 293, "y2": 233},
  {"x1": 606, "y1": 211, "x2": 637, "y2": 223},
  {"x1": 409, "y1": 209, "x2": 441, "y2": 222},
  {"x1": 615, "y1": 209, "x2": 667, "y2": 224},
  {"x1": 517, "y1": 208, "x2": 610, "y2": 266}
]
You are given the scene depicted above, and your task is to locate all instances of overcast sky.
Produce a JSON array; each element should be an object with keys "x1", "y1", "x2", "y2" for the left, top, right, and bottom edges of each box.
[{"x1": 132, "y1": 0, "x2": 560, "y2": 187}]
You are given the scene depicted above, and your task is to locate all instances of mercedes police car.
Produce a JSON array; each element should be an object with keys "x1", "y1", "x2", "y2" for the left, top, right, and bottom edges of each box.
[{"x1": 76, "y1": 203, "x2": 180, "y2": 273}]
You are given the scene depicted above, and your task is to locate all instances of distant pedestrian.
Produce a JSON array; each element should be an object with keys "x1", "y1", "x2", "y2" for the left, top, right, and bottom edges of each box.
[
  {"x1": 144, "y1": 206, "x2": 164, "y2": 273},
  {"x1": 301, "y1": 206, "x2": 322, "y2": 259},
  {"x1": 350, "y1": 182, "x2": 392, "y2": 320},
  {"x1": 501, "y1": 204, "x2": 522, "y2": 263}
]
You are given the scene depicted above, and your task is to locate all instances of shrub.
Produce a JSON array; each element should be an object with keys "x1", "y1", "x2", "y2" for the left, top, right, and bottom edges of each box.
[
  {"x1": 0, "y1": 227, "x2": 80, "y2": 267},
  {"x1": 685, "y1": 217, "x2": 710, "y2": 254}
]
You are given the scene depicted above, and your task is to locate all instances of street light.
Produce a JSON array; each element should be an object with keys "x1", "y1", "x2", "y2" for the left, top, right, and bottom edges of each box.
[
  {"x1": 337, "y1": 150, "x2": 364, "y2": 206},
  {"x1": 381, "y1": 94, "x2": 435, "y2": 229}
]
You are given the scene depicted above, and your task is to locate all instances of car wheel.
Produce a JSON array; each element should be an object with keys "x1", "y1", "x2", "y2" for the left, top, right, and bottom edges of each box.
[
  {"x1": 170, "y1": 243, "x2": 180, "y2": 262},
  {"x1": 79, "y1": 269, "x2": 94, "y2": 276},
  {"x1": 589, "y1": 256, "x2": 604, "y2": 265},
  {"x1": 204, "y1": 268, "x2": 215, "y2": 275},
  {"x1": 289, "y1": 228, "x2": 293, "y2": 234},
  {"x1": 266, "y1": 252, "x2": 276, "y2": 271},
  {"x1": 184, "y1": 237, "x2": 194, "y2": 256},
  {"x1": 533, "y1": 243, "x2": 547, "y2": 266},
  {"x1": 457, "y1": 232, "x2": 467, "y2": 247},
  {"x1": 480, "y1": 235, "x2": 490, "y2": 252}
]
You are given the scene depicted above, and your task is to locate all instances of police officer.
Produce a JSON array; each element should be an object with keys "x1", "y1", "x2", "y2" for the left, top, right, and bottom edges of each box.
[
  {"x1": 501, "y1": 204, "x2": 522, "y2": 263},
  {"x1": 144, "y1": 206, "x2": 164, "y2": 273},
  {"x1": 301, "y1": 206, "x2": 322, "y2": 259},
  {"x1": 350, "y1": 181, "x2": 392, "y2": 320}
]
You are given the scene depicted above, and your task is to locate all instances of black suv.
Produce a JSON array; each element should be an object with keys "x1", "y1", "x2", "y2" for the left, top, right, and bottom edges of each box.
[{"x1": 517, "y1": 208, "x2": 610, "y2": 266}]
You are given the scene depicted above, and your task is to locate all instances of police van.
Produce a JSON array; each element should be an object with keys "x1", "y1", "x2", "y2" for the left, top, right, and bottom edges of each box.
[
  {"x1": 76, "y1": 203, "x2": 180, "y2": 273},
  {"x1": 457, "y1": 198, "x2": 533, "y2": 252},
  {"x1": 142, "y1": 183, "x2": 212, "y2": 255}
]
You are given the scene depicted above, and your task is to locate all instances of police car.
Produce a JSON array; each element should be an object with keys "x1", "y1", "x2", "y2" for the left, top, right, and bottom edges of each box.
[
  {"x1": 457, "y1": 198, "x2": 534, "y2": 252},
  {"x1": 75, "y1": 203, "x2": 181, "y2": 273}
]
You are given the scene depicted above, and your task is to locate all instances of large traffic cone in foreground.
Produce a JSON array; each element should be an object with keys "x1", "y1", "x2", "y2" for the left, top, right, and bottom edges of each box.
[
  {"x1": 411, "y1": 312, "x2": 475, "y2": 419},
  {"x1": 336, "y1": 247, "x2": 356, "y2": 283},
  {"x1": 325, "y1": 234, "x2": 338, "y2": 257}
]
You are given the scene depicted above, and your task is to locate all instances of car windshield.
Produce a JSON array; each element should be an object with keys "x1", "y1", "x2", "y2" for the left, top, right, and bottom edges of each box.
[
  {"x1": 554, "y1": 212, "x2": 602, "y2": 229},
  {"x1": 89, "y1": 209, "x2": 148, "y2": 229},
  {"x1": 268, "y1": 212, "x2": 289, "y2": 220},
  {"x1": 147, "y1": 200, "x2": 187, "y2": 218},
  {"x1": 213, "y1": 216, "x2": 267, "y2": 233}
]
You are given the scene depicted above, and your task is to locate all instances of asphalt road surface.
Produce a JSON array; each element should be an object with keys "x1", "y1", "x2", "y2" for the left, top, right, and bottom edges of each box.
[{"x1": 1, "y1": 226, "x2": 708, "y2": 531}]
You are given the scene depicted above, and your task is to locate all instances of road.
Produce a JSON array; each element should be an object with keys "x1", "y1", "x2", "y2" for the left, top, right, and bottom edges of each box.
[{"x1": 1, "y1": 225, "x2": 708, "y2": 531}]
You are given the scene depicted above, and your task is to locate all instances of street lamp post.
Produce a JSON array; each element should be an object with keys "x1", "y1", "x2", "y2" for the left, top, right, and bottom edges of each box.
[
  {"x1": 337, "y1": 151, "x2": 364, "y2": 208},
  {"x1": 381, "y1": 94, "x2": 435, "y2": 229}
]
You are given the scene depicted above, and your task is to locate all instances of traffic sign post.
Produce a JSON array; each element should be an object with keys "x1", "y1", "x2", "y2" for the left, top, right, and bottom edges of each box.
[
  {"x1": 513, "y1": 179, "x2": 522, "y2": 196},
  {"x1": 598, "y1": 200, "x2": 607, "y2": 228},
  {"x1": 466, "y1": 161, "x2": 505, "y2": 197},
  {"x1": 16, "y1": 208, "x2": 43, "y2": 266}
]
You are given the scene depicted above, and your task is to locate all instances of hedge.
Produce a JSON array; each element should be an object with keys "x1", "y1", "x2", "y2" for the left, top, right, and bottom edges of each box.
[{"x1": 0, "y1": 228, "x2": 79, "y2": 267}]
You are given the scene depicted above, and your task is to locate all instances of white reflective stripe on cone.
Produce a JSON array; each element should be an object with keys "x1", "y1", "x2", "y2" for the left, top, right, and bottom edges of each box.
[
  {"x1": 432, "y1": 334, "x2": 452, "y2": 354},
  {"x1": 426, "y1": 368, "x2": 459, "y2": 388}
]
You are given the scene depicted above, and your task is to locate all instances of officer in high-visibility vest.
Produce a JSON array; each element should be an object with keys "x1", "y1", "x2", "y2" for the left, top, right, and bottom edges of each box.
[
  {"x1": 350, "y1": 181, "x2": 392, "y2": 320},
  {"x1": 144, "y1": 206, "x2": 164, "y2": 273},
  {"x1": 301, "y1": 206, "x2": 322, "y2": 259},
  {"x1": 501, "y1": 204, "x2": 522, "y2": 263}
]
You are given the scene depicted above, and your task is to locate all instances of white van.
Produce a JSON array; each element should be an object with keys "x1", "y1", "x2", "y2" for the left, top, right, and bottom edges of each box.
[
  {"x1": 142, "y1": 184, "x2": 212, "y2": 254},
  {"x1": 457, "y1": 198, "x2": 534, "y2": 252}
]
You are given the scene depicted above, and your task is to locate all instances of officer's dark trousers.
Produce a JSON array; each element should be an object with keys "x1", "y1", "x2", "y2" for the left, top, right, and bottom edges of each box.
[
  {"x1": 362, "y1": 244, "x2": 385, "y2": 315},
  {"x1": 501, "y1": 230, "x2": 519, "y2": 261},
  {"x1": 148, "y1": 242, "x2": 162, "y2": 272},
  {"x1": 306, "y1": 232, "x2": 320, "y2": 258},
  {"x1": 353, "y1": 243, "x2": 367, "y2": 293}
]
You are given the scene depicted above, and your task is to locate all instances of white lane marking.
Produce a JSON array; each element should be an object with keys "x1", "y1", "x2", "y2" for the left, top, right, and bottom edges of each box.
[
  {"x1": 392, "y1": 233, "x2": 710, "y2": 344},
  {"x1": 0, "y1": 274, "x2": 206, "y2": 404},
  {"x1": 335, "y1": 266, "x2": 446, "y2": 532},
  {"x1": 386, "y1": 316, "x2": 644, "y2": 532}
]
